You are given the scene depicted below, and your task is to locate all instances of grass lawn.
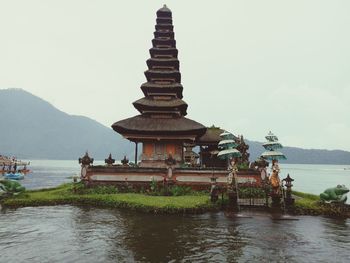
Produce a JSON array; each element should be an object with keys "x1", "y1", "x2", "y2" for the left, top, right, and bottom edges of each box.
[
  {"x1": 1, "y1": 183, "x2": 216, "y2": 214},
  {"x1": 2, "y1": 184, "x2": 348, "y2": 217}
]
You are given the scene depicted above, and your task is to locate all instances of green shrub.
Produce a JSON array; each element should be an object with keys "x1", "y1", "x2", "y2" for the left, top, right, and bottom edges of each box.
[
  {"x1": 169, "y1": 185, "x2": 193, "y2": 196},
  {"x1": 238, "y1": 187, "x2": 266, "y2": 198},
  {"x1": 150, "y1": 178, "x2": 158, "y2": 193},
  {"x1": 139, "y1": 186, "x2": 145, "y2": 194},
  {"x1": 1, "y1": 183, "x2": 214, "y2": 214},
  {"x1": 237, "y1": 163, "x2": 249, "y2": 170},
  {"x1": 147, "y1": 182, "x2": 195, "y2": 197},
  {"x1": 73, "y1": 184, "x2": 119, "y2": 195},
  {"x1": 71, "y1": 182, "x2": 86, "y2": 193},
  {"x1": 92, "y1": 186, "x2": 119, "y2": 194}
]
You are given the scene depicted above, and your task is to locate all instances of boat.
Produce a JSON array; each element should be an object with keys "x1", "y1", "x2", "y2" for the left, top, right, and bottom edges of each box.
[
  {"x1": 4, "y1": 172, "x2": 25, "y2": 180},
  {"x1": 0, "y1": 155, "x2": 31, "y2": 175}
]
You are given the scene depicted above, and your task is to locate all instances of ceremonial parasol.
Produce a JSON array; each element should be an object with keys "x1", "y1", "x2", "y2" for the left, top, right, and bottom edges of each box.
[
  {"x1": 219, "y1": 131, "x2": 237, "y2": 140},
  {"x1": 217, "y1": 148, "x2": 242, "y2": 160},
  {"x1": 218, "y1": 139, "x2": 239, "y2": 149},
  {"x1": 261, "y1": 150, "x2": 286, "y2": 160}
]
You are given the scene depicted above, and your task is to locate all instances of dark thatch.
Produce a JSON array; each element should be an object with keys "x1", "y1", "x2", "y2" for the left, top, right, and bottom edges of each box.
[
  {"x1": 140, "y1": 82, "x2": 183, "y2": 89},
  {"x1": 133, "y1": 97, "x2": 188, "y2": 115},
  {"x1": 197, "y1": 126, "x2": 224, "y2": 145},
  {"x1": 146, "y1": 58, "x2": 179, "y2": 70},
  {"x1": 144, "y1": 70, "x2": 181, "y2": 83},
  {"x1": 112, "y1": 115, "x2": 206, "y2": 136},
  {"x1": 157, "y1": 4, "x2": 172, "y2": 16},
  {"x1": 140, "y1": 82, "x2": 183, "y2": 99}
]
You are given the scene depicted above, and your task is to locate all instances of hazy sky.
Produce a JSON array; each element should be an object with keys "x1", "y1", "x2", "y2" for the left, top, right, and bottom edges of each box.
[{"x1": 0, "y1": 1, "x2": 349, "y2": 151}]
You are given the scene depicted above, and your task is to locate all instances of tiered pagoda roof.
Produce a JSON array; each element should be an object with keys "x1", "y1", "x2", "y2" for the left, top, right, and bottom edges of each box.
[
  {"x1": 197, "y1": 126, "x2": 225, "y2": 146},
  {"x1": 112, "y1": 5, "x2": 206, "y2": 141}
]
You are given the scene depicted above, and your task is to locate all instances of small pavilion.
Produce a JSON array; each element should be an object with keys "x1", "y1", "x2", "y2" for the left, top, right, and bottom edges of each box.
[{"x1": 196, "y1": 126, "x2": 227, "y2": 168}]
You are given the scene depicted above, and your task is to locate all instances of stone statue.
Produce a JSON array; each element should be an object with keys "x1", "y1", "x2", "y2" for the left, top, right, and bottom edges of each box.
[
  {"x1": 320, "y1": 185, "x2": 349, "y2": 203},
  {"x1": 79, "y1": 152, "x2": 94, "y2": 179},
  {"x1": 269, "y1": 160, "x2": 281, "y2": 194},
  {"x1": 79, "y1": 152, "x2": 94, "y2": 166},
  {"x1": 121, "y1": 156, "x2": 129, "y2": 165},
  {"x1": 105, "y1": 153, "x2": 115, "y2": 166},
  {"x1": 226, "y1": 158, "x2": 239, "y2": 207}
]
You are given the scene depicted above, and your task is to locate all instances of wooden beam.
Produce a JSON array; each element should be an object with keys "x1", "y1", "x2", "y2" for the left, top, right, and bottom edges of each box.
[{"x1": 135, "y1": 142, "x2": 138, "y2": 165}]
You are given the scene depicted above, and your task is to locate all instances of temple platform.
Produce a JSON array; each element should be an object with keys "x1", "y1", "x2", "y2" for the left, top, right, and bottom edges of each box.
[{"x1": 82, "y1": 165, "x2": 262, "y2": 190}]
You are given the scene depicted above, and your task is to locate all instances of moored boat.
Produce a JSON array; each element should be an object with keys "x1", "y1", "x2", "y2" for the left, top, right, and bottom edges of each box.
[{"x1": 4, "y1": 172, "x2": 25, "y2": 180}]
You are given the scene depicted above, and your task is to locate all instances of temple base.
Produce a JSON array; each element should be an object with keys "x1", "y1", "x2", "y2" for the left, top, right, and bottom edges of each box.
[{"x1": 82, "y1": 165, "x2": 262, "y2": 190}]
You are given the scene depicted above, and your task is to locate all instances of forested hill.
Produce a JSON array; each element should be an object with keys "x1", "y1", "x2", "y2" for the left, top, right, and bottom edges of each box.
[
  {"x1": 0, "y1": 88, "x2": 133, "y2": 160},
  {"x1": 248, "y1": 140, "x2": 350, "y2": 165}
]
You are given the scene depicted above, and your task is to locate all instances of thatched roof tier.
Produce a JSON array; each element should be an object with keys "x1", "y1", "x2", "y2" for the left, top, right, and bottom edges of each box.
[
  {"x1": 154, "y1": 31, "x2": 174, "y2": 39},
  {"x1": 140, "y1": 82, "x2": 183, "y2": 98},
  {"x1": 133, "y1": 97, "x2": 188, "y2": 115},
  {"x1": 112, "y1": 115, "x2": 206, "y2": 137},
  {"x1": 150, "y1": 47, "x2": 178, "y2": 58},
  {"x1": 152, "y1": 38, "x2": 176, "y2": 48},
  {"x1": 144, "y1": 70, "x2": 181, "y2": 83},
  {"x1": 197, "y1": 126, "x2": 225, "y2": 146},
  {"x1": 156, "y1": 17, "x2": 172, "y2": 24},
  {"x1": 146, "y1": 58, "x2": 179, "y2": 70},
  {"x1": 155, "y1": 24, "x2": 174, "y2": 31}
]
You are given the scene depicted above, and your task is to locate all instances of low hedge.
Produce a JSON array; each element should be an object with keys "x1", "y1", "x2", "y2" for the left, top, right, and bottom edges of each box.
[{"x1": 1, "y1": 183, "x2": 217, "y2": 214}]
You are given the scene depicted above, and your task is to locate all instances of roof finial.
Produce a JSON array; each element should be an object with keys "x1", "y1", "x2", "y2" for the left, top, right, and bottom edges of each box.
[{"x1": 163, "y1": 4, "x2": 167, "y2": 8}]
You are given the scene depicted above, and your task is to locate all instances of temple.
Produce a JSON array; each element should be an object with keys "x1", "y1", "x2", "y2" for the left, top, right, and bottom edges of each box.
[
  {"x1": 112, "y1": 5, "x2": 206, "y2": 168},
  {"x1": 80, "y1": 5, "x2": 261, "y2": 189}
]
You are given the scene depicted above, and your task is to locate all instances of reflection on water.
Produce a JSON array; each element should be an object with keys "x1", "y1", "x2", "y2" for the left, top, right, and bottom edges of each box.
[
  {"x1": 1, "y1": 206, "x2": 349, "y2": 262},
  {"x1": 120, "y1": 212, "x2": 246, "y2": 262}
]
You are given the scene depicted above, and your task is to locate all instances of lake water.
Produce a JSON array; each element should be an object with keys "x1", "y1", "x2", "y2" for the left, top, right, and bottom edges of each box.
[{"x1": 1, "y1": 160, "x2": 350, "y2": 262}]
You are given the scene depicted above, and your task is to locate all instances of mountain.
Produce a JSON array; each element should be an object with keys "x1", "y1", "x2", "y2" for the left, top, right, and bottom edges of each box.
[
  {"x1": 248, "y1": 140, "x2": 350, "y2": 165},
  {"x1": 0, "y1": 88, "x2": 133, "y2": 160},
  {"x1": 1, "y1": 88, "x2": 349, "y2": 164}
]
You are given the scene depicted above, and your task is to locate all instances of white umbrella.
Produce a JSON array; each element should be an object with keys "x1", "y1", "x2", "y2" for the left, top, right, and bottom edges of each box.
[
  {"x1": 218, "y1": 139, "x2": 238, "y2": 148},
  {"x1": 261, "y1": 150, "x2": 286, "y2": 160},
  {"x1": 217, "y1": 148, "x2": 242, "y2": 160},
  {"x1": 262, "y1": 141, "x2": 283, "y2": 150},
  {"x1": 219, "y1": 131, "x2": 236, "y2": 140}
]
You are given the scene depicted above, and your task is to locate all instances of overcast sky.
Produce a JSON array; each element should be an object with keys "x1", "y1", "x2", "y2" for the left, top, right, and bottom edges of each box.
[{"x1": 0, "y1": 0, "x2": 349, "y2": 151}]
